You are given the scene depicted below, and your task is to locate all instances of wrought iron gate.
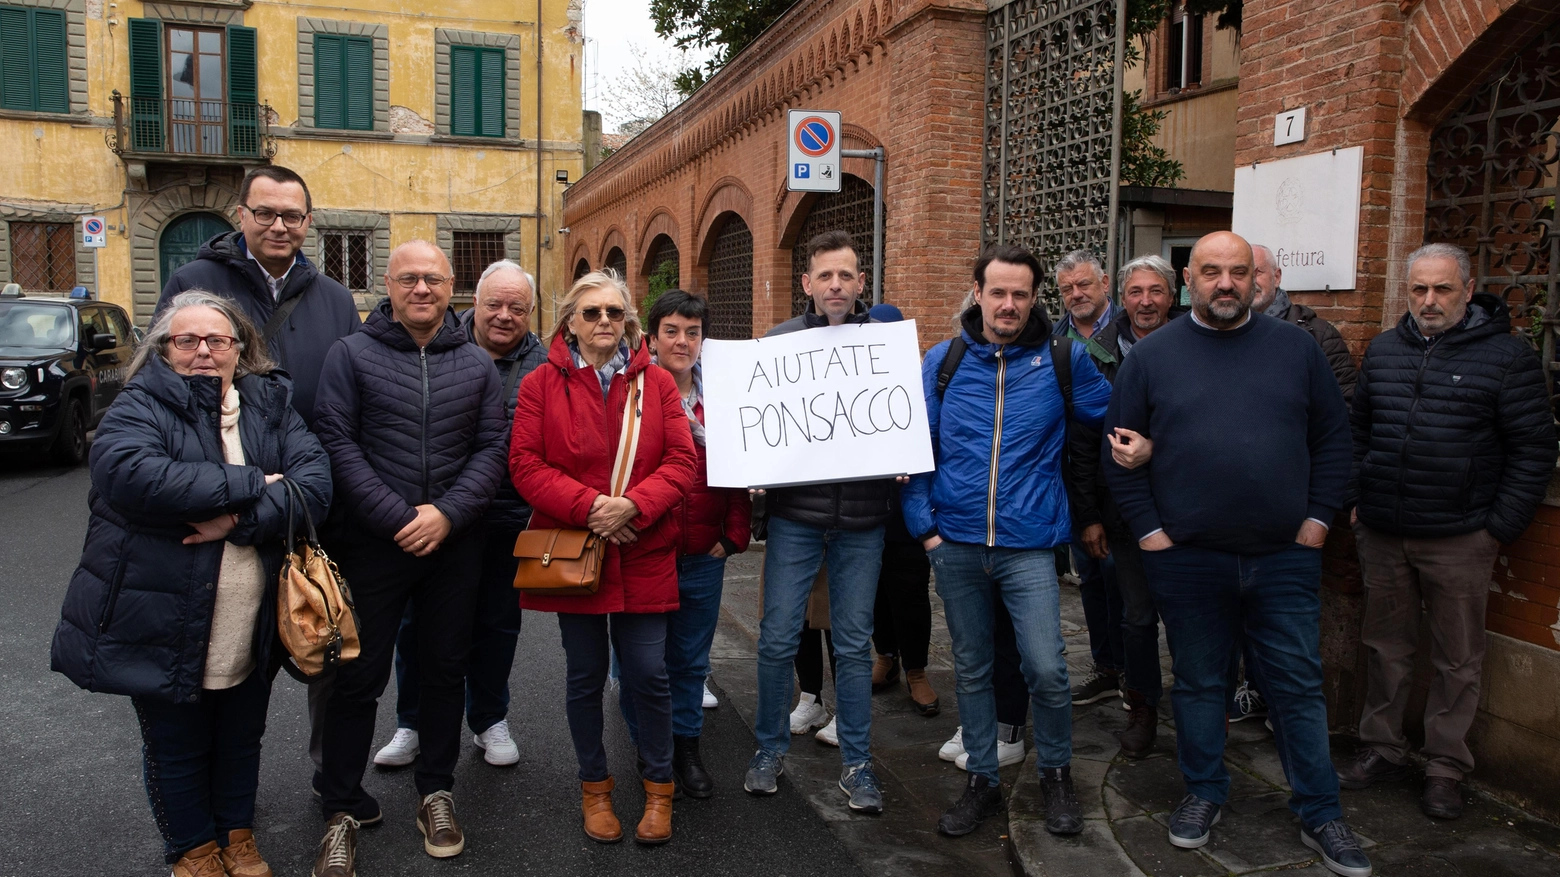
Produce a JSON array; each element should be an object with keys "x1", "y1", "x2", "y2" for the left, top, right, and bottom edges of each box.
[
  {"x1": 647, "y1": 235, "x2": 680, "y2": 287},
  {"x1": 983, "y1": 0, "x2": 1121, "y2": 311},
  {"x1": 706, "y1": 214, "x2": 754, "y2": 339},
  {"x1": 1424, "y1": 18, "x2": 1560, "y2": 403},
  {"x1": 790, "y1": 173, "x2": 878, "y2": 316}
]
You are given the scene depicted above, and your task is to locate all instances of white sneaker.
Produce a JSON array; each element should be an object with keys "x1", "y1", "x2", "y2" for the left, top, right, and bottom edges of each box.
[
  {"x1": 703, "y1": 681, "x2": 719, "y2": 709},
  {"x1": 938, "y1": 726, "x2": 966, "y2": 762},
  {"x1": 954, "y1": 738, "x2": 1026, "y2": 771},
  {"x1": 473, "y1": 719, "x2": 520, "y2": 766},
  {"x1": 789, "y1": 692, "x2": 828, "y2": 734},
  {"x1": 814, "y1": 715, "x2": 839, "y2": 747},
  {"x1": 373, "y1": 727, "x2": 419, "y2": 767}
]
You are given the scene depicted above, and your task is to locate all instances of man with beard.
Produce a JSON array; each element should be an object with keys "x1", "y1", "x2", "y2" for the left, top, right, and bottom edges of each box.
[{"x1": 1103, "y1": 232, "x2": 1371, "y2": 877}]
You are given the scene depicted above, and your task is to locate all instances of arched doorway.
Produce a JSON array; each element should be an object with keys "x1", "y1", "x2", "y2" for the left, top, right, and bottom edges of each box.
[
  {"x1": 604, "y1": 247, "x2": 627, "y2": 279},
  {"x1": 790, "y1": 173, "x2": 877, "y2": 317},
  {"x1": 159, "y1": 212, "x2": 234, "y2": 288},
  {"x1": 574, "y1": 258, "x2": 591, "y2": 280},
  {"x1": 706, "y1": 213, "x2": 753, "y2": 339}
]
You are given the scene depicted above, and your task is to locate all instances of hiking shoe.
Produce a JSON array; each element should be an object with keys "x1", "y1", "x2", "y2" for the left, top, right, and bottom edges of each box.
[
  {"x1": 1230, "y1": 681, "x2": 1268, "y2": 723},
  {"x1": 1070, "y1": 668, "x2": 1120, "y2": 705},
  {"x1": 474, "y1": 720, "x2": 520, "y2": 766},
  {"x1": 789, "y1": 693, "x2": 828, "y2": 734},
  {"x1": 373, "y1": 727, "x2": 419, "y2": 768},
  {"x1": 744, "y1": 749, "x2": 784, "y2": 795},
  {"x1": 815, "y1": 715, "x2": 839, "y2": 746},
  {"x1": 1300, "y1": 819, "x2": 1373, "y2": 877},
  {"x1": 1039, "y1": 766, "x2": 1082, "y2": 835},
  {"x1": 416, "y1": 790, "x2": 465, "y2": 858},
  {"x1": 938, "y1": 727, "x2": 966, "y2": 762},
  {"x1": 312, "y1": 813, "x2": 358, "y2": 877},
  {"x1": 171, "y1": 841, "x2": 225, "y2": 877},
  {"x1": 954, "y1": 737, "x2": 1025, "y2": 770},
  {"x1": 840, "y1": 762, "x2": 884, "y2": 814},
  {"x1": 1421, "y1": 777, "x2": 1462, "y2": 820},
  {"x1": 1336, "y1": 748, "x2": 1412, "y2": 790},
  {"x1": 937, "y1": 774, "x2": 1004, "y2": 836},
  {"x1": 1168, "y1": 794, "x2": 1221, "y2": 848},
  {"x1": 219, "y1": 829, "x2": 272, "y2": 877},
  {"x1": 702, "y1": 680, "x2": 719, "y2": 708}
]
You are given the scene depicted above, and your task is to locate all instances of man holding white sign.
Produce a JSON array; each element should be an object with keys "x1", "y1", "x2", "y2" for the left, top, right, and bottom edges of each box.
[{"x1": 903, "y1": 244, "x2": 1112, "y2": 838}]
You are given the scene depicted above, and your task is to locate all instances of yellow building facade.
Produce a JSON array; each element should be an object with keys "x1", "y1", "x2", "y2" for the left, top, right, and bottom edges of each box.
[{"x1": 0, "y1": 0, "x2": 585, "y2": 331}]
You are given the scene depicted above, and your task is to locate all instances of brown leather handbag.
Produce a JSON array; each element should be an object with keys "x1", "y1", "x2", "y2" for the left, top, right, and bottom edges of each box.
[
  {"x1": 514, "y1": 371, "x2": 645, "y2": 595},
  {"x1": 276, "y1": 478, "x2": 361, "y2": 678}
]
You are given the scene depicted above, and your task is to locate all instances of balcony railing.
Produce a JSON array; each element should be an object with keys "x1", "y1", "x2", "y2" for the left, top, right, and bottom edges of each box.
[{"x1": 109, "y1": 91, "x2": 275, "y2": 160}]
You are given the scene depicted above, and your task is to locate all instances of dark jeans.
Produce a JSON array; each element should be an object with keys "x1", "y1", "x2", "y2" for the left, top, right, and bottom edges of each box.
[
  {"x1": 560, "y1": 612, "x2": 672, "y2": 783},
  {"x1": 1106, "y1": 526, "x2": 1164, "y2": 706},
  {"x1": 318, "y1": 526, "x2": 483, "y2": 814},
  {"x1": 873, "y1": 539, "x2": 932, "y2": 669},
  {"x1": 993, "y1": 601, "x2": 1029, "y2": 727},
  {"x1": 620, "y1": 553, "x2": 727, "y2": 739},
  {"x1": 1074, "y1": 536, "x2": 1122, "y2": 674},
  {"x1": 1142, "y1": 543, "x2": 1342, "y2": 829},
  {"x1": 394, "y1": 527, "x2": 524, "y2": 735},
  {"x1": 132, "y1": 668, "x2": 272, "y2": 863},
  {"x1": 796, "y1": 622, "x2": 836, "y2": 695}
]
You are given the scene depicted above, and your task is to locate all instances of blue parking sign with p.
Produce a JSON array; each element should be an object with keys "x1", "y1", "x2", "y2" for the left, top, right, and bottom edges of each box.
[{"x1": 794, "y1": 163, "x2": 810, "y2": 179}]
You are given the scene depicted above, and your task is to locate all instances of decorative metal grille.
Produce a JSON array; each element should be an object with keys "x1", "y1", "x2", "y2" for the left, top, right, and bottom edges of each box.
[
  {"x1": 604, "y1": 247, "x2": 627, "y2": 280},
  {"x1": 452, "y1": 231, "x2": 506, "y2": 294},
  {"x1": 10, "y1": 222, "x2": 76, "y2": 292},
  {"x1": 320, "y1": 230, "x2": 372, "y2": 292},
  {"x1": 647, "y1": 235, "x2": 680, "y2": 286},
  {"x1": 790, "y1": 174, "x2": 877, "y2": 316},
  {"x1": 1424, "y1": 19, "x2": 1560, "y2": 402},
  {"x1": 707, "y1": 214, "x2": 754, "y2": 339},
  {"x1": 983, "y1": 0, "x2": 1120, "y2": 313}
]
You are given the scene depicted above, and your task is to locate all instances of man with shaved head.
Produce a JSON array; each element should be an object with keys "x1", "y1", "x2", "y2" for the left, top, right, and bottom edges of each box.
[
  {"x1": 1103, "y1": 232, "x2": 1371, "y2": 877},
  {"x1": 310, "y1": 239, "x2": 508, "y2": 874}
]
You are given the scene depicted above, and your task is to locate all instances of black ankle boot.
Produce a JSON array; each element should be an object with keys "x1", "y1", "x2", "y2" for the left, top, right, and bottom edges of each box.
[
  {"x1": 673, "y1": 735, "x2": 714, "y2": 799},
  {"x1": 1039, "y1": 765, "x2": 1083, "y2": 835}
]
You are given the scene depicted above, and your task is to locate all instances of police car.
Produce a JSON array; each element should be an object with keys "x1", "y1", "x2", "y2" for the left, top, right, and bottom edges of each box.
[{"x1": 0, "y1": 284, "x2": 136, "y2": 465}]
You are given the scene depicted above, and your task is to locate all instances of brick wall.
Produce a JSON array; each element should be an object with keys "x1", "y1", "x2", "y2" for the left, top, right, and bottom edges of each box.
[{"x1": 1492, "y1": 506, "x2": 1560, "y2": 650}]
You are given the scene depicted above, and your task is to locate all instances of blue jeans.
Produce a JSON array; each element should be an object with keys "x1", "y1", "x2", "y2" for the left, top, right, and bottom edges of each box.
[
  {"x1": 1141, "y1": 543, "x2": 1342, "y2": 829},
  {"x1": 559, "y1": 612, "x2": 672, "y2": 783},
  {"x1": 932, "y1": 542, "x2": 1072, "y2": 780},
  {"x1": 1074, "y1": 535, "x2": 1123, "y2": 674},
  {"x1": 755, "y1": 516, "x2": 884, "y2": 766},
  {"x1": 620, "y1": 552, "x2": 727, "y2": 739}
]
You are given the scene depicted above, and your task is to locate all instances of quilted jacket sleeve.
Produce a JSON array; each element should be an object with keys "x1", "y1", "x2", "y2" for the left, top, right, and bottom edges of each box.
[{"x1": 1486, "y1": 341, "x2": 1558, "y2": 543}]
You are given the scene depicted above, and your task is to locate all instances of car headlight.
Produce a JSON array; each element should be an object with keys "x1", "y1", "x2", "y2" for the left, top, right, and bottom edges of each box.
[{"x1": 0, "y1": 368, "x2": 26, "y2": 391}]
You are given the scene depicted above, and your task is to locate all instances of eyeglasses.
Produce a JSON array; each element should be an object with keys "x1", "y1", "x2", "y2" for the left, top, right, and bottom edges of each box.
[
  {"x1": 578, "y1": 306, "x2": 626, "y2": 323},
  {"x1": 391, "y1": 273, "x2": 451, "y2": 289},
  {"x1": 243, "y1": 206, "x2": 308, "y2": 229},
  {"x1": 169, "y1": 333, "x2": 240, "y2": 352}
]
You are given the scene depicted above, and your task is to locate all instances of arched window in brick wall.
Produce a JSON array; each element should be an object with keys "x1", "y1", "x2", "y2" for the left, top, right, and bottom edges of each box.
[
  {"x1": 573, "y1": 258, "x2": 591, "y2": 280},
  {"x1": 604, "y1": 247, "x2": 627, "y2": 279},
  {"x1": 790, "y1": 173, "x2": 878, "y2": 317},
  {"x1": 644, "y1": 234, "x2": 680, "y2": 306},
  {"x1": 706, "y1": 213, "x2": 754, "y2": 339}
]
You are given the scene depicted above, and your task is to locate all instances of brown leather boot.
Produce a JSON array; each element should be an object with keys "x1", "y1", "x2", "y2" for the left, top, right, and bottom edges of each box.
[
  {"x1": 1116, "y1": 690, "x2": 1157, "y2": 759},
  {"x1": 219, "y1": 829, "x2": 273, "y2": 877},
  {"x1": 636, "y1": 778, "x2": 675, "y2": 845},
  {"x1": 905, "y1": 667, "x2": 940, "y2": 716},
  {"x1": 871, "y1": 653, "x2": 900, "y2": 691},
  {"x1": 171, "y1": 841, "x2": 226, "y2": 877},
  {"x1": 581, "y1": 777, "x2": 623, "y2": 843}
]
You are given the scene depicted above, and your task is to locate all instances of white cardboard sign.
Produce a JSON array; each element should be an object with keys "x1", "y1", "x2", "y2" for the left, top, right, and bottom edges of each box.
[
  {"x1": 702, "y1": 320, "x2": 935, "y2": 488},
  {"x1": 1232, "y1": 146, "x2": 1363, "y2": 291}
]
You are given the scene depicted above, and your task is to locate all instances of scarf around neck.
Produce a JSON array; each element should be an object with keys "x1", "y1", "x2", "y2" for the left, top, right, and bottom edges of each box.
[
  {"x1": 652, "y1": 356, "x2": 705, "y2": 446},
  {"x1": 571, "y1": 340, "x2": 630, "y2": 399}
]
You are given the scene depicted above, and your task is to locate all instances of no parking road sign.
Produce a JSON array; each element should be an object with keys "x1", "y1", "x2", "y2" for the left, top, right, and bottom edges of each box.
[
  {"x1": 787, "y1": 109, "x2": 841, "y2": 193},
  {"x1": 81, "y1": 216, "x2": 107, "y2": 248}
]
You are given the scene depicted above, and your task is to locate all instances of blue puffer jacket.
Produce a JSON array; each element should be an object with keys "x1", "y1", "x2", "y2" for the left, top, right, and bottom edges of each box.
[
  {"x1": 51, "y1": 357, "x2": 332, "y2": 703},
  {"x1": 313, "y1": 300, "x2": 508, "y2": 540},
  {"x1": 902, "y1": 306, "x2": 1111, "y2": 550}
]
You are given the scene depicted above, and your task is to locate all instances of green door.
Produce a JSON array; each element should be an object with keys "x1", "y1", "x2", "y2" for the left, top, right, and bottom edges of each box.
[{"x1": 159, "y1": 212, "x2": 233, "y2": 287}]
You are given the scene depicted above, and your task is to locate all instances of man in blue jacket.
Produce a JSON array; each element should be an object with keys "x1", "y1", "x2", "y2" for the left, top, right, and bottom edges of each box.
[
  {"x1": 1102, "y1": 231, "x2": 1370, "y2": 877},
  {"x1": 902, "y1": 243, "x2": 1111, "y2": 838}
]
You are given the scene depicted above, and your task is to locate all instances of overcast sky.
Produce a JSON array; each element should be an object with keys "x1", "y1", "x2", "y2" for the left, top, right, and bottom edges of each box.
[{"x1": 580, "y1": 0, "x2": 713, "y2": 130}]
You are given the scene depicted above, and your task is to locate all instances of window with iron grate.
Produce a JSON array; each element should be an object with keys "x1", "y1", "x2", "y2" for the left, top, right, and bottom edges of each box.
[
  {"x1": 320, "y1": 230, "x2": 372, "y2": 292},
  {"x1": 10, "y1": 221, "x2": 75, "y2": 292},
  {"x1": 453, "y1": 231, "x2": 506, "y2": 293}
]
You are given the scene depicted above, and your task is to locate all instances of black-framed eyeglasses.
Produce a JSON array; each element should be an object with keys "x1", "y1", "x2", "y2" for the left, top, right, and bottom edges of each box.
[
  {"x1": 391, "y1": 273, "x2": 451, "y2": 290},
  {"x1": 578, "y1": 306, "x2": 626, "y2": 323},
  {"x1": 243, "y1": 206, "x2": 308, "y2": 229},
  {"x1": 169, "y1": 333, "x2": 240, "y2": 352}
]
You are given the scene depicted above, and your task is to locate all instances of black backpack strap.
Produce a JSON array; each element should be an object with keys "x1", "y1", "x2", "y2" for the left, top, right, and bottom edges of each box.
[
  {"x1": 261, "y1": 292, "x2": 304, "y2": 344},
  {"x1": 935, "y1": 336, "x2": 969, "y2": 401},
  {"x1": 1050, "y1": 335, "x2": 1074, "y2": 423}
]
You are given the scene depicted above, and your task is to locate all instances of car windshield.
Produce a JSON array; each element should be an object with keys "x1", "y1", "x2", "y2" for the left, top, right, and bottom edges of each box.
[{"x1": 0, "y1": 302, "x2": 75, "y2": 348}]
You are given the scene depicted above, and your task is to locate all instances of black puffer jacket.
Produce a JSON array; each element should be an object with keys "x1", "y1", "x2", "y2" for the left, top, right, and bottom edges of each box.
[
  {"x1": 158, "y1": 231, "x2": 362, "y2": 426},
  {"x1": 762, "y1": 299, "x2": 892, "y2": 530},
  {"x1": 1275, "y1": 300, "x2": 1359, "y2": 404},
  {"x1": 1350, "y1": 294, "x2": 1557, "y2": 543},
  {"x1": 457, "y1": 308, "x2": 548, "y2": 532},
  {"x1": 313, "y1": 300, "x2": 508, "y2": 540},
  {"x1": 51, "y1": 358, "x2": 331, "y2": 703}
]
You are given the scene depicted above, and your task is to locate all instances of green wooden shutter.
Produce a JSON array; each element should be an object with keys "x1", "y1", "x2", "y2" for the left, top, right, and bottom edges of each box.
[
  {"x1": 478, "y1": 48, "x2": 504, "y2": 137},
  {"x1": 0, "y1": 7, "x2": 32, "y2": 111},
  {"x1": 343, "y1": 36, "x2": 372, "y2": 130},
  {"x1": 226, "y1": 25, "x2": 258, "y2": 156},
  {"x1": 32, "y1": 9, "x2": 66, "y2": 113},
  {"x1": 450, "y1": 45, "x2": 476, "y2": 136},
  {"x1": 313, "y1": 34, "x2": 343, "y2": 128},
  {"x1": 127, "y1": 18, "x2": 162, "y2": 151}
]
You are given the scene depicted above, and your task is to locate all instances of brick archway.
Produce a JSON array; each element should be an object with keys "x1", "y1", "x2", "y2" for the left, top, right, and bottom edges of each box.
[{"x1": 129, "y1": 183, "x2": 242, "y2": 322}]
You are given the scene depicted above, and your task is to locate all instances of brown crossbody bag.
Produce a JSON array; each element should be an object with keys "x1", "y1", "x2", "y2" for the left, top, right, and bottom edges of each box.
[{"x1": 512, "y1": 371, "x2": 645, "y2": 595}]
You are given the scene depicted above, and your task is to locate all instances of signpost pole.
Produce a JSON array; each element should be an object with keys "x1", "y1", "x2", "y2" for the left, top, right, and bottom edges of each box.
[{"x1": 843, "y1": 147, "x2": 885, "y2": 306}]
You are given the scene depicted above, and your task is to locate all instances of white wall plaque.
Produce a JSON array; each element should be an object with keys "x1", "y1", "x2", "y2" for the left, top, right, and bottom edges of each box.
[
  {"x1": 1274, "y1": 107, "x2": 1306, "y2": 146},
  {"x1": 1232, "y1": 146, "x2": 1363, "y2": 291}
]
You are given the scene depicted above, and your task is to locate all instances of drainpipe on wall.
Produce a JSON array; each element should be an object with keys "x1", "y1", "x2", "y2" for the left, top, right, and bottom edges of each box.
[{"x1": 536, "y1": 0, "x2": 545, "y2": 328}]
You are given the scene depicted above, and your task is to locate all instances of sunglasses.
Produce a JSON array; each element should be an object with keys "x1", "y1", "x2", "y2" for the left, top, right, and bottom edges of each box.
[{"x1": 578, "y1": 306, "x2": 626, "y2": 323}]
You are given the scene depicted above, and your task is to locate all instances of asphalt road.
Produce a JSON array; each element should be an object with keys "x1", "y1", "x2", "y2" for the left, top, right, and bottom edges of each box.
[{"x1": 0, "y1": 456, "x2": 869, "y2": 877}]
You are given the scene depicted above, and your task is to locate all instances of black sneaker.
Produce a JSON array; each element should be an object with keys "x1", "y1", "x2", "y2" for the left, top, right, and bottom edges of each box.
[
  {"x1": 937, "y1": 774, "x2": 1004, "y2": 837},
  {"x1": 1039, "y1": 766, "x2": 1082, "y2": 835},
  {"x1": 1229, "y1": 681, "x2": 1268, "y2": 723},
  {"x1": 1300, "y1": 819, "x2": 1373, "y2": 877},
  {"x1": 1167, "y1": 794, "x2": 1221, "y2": 848},
  {"x1": 1070, "y1": 669, "x2": 1120, "y2": 705}
]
